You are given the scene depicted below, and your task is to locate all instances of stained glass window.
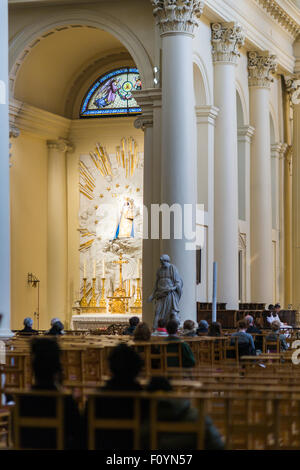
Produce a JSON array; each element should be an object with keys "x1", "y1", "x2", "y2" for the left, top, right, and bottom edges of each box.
[{"x1": 80, "y1": 67, "x2": 142, "y2": 118}]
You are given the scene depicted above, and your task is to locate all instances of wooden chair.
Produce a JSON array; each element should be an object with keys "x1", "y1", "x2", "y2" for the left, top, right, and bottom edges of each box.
[
  {"x1": 0, "y1": 409, "x2": 11, "y2": 449},
  {"x1": 263, "y1": 336, "x2": 280, "y2": 354},
  {"x1": 87, "y1": 392, "x2": 142, "y2": 450},
  {"x1": 12, "y1": 390, "x2": 67, "y2": 450}
]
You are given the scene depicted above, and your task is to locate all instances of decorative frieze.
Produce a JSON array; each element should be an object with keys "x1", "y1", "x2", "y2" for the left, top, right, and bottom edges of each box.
[
  {"x1": 254, "y1": 0, "x2": 300, "y2": 38},
  {"x1": 248, "y1": 51, "x2": 277, "y2": 88},
  {"x1": 211, "y1": 22, "x2": 245, "y2": 64},
  {"x1": 151, "y1": 0, "x2": 204, "y2": 35},
  {"x1": 285, "y1": 75, "x2": 300, "y2": 105}
]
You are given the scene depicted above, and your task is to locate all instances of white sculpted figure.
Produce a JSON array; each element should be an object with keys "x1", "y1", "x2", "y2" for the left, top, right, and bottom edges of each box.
[{"x1": 148, "y1": 254, "x2": 183, "y2": 328}]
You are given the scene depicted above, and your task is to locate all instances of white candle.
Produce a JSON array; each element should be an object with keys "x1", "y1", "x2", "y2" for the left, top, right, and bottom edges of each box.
[
  {"x1": 137, "y1": 259, "x2": 140, "y2": 278},
  {"x1": 102, "y1": 259, "x2": 105, "y2": 277},
  {"x1": 83, "y1": 261, "x2": 86, "y2": 278},
  {"x1": 93, "y1": 260, "x2": 96, "y2": 278}
]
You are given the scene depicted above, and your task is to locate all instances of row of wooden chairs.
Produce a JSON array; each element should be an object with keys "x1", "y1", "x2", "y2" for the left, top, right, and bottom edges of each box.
[{"x1": 8, "y1": 388, "x2": 300, "y2": 450}]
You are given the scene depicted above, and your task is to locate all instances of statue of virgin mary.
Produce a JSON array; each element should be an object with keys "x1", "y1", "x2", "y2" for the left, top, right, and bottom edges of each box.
[{"x1": 114, "y1": 198, "x2": 135, "y2": 239}]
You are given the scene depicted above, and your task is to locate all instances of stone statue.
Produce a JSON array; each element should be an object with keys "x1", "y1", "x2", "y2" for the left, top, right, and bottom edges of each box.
[{"x1": 148, "y1": 254, "x2": 183, "y2": 328}]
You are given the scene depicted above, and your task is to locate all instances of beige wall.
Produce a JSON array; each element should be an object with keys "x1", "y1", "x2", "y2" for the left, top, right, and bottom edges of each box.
[{"x1": 10, "y1": 132, "x2": 48, "y2": 330}]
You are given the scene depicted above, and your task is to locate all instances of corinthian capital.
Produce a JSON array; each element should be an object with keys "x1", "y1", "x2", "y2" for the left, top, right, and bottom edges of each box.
[
  {"x1": 151, "y1": 0, "x2": 204, "y2": 35},
  {"x1": 248, "y1": 51, "x2": 277, "y2": 88},
  {"x1": 285, "y1": 76, "x2": 300, "y2": 106},
  {"x1": 211, "y1": 22, "x2": 245, "y2": 64}
]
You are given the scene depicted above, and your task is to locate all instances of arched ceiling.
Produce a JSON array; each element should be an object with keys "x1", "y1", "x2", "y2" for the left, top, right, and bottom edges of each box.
[{"x1": 14, "y1": 26, "x2": 134, "y2": 117}]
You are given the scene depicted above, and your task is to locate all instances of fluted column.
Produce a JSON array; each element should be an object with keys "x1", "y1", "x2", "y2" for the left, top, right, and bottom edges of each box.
[
  {"x1": 0, "y1": 0, "x2": 12, "y2": 337},
  {"x1": 248, "y1": 51, "x2": 277, "y2": 303},
  {"x1": 47, "y1": 139, "x2": 72, "y2": 323},
  {"x1": 134, "y1": 89, "x2": 161, "y2": 325},
  {"x1": 151, "y1": 0, "x2": 203, "y2": 322},
  {"x1": 286, "y1": 76, "x2": 300, "y2": 311},
  {"x1": 212, "y1": 22, "x2": 245, "y2": 309}
]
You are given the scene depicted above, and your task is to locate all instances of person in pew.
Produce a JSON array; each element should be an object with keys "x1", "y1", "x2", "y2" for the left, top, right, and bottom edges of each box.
[
  {"x1": 196, "y1": 320, "x2": 209, "y2": 335},
  {"x1": 208, "y1": 322, "x2": 223, "y2": 337},
  {"x1": 18, "y1": 337, "x2": 82, "y2": 449},
  {"x1": 122, "y1": 316, "x2": 140, "y2": 335},
  {"x1": 19, "y1": 317, "x2": 38, "y2": 336},
  {"x1": 92, "y1": 344, "x2": 144, "y2": 449},
  {"x1": 152, "y1": 318, "x2": 168, "y2": 337},
  {"x1": 245, "y1": 315, "x2": 263, "y2": 352},
  {"x1": 181, "y1": 320, "x2": 198, "y2": 337},
  {"x1": 141, "y1": 376, "x2": 224, "y2": 450},
  {"x1": 133, "y1": 322, "x2": 151, "y2": 341},
  {"x1": 266, "y1": 320, "x2": 289, "y2": 352},
  {"x1": 165, "y1": 320, "x2": 196, "y2": 368},
  {"x1": 46, "y1": 320, "x2": 64, "y2": 336},
  {"x1": 230, "y1": 320, "x2": 256, "y2": 357}
]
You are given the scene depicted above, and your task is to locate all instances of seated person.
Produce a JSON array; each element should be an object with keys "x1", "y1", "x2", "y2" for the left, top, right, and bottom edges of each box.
[
  {"x1": 266, "y1": 320, "x2": 288, "y2": 352},
  {"x1": 245, "y1": 315, "x2": 262, "y2": 352},
  {"x1": 196, "y1": 320, "x2": 209, "y2": 335},
  {"x1": 46, "y1": 320, "x2": 64, "y2": 336},
  {"x1": 230, "y1": 320, "x2": 256, "y2": 357},
  {"x1": 208, "y1": 322, "x2": 223, "y2": 337},
  {"x1": 152, "y1": 318, "x2": 168, "y2": 337},
  {"x1": 181, "y1": 320, "x2": 197, "y2": 337},
  {"x1": 142, "y1": 377, "x2": 224, "y2": 450},
  {"x1": 122, "y1": 316, "x2": 140, "y2": 335},
  {"x1": 18, "y1": 337, "x2": 82, "y2": 449},
  {"x1": 165, "y1": 320, "x2": 195, "y2": 368},
  {"x1": 93, "y1": 344, "x2": 143, "y2": 449},
  {"x1": 133, "y1": 322, "x2": 151, "y2": 341},
  {"x1": 19, "y1": 317, "x2": 38, "y2": 335}
]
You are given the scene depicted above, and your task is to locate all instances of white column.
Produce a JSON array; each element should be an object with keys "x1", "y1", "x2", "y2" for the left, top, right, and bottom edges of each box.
[
  {"x1": 152, "y1": 0, "x2": 204, "y2": 323},
  {"x1": 134, "y1": 89, "x2": 161, "y2": 326},
  {"x1": 47, "y1": 139, "x2": 72, "y2": 323},
  {"x1": 0, "y1": 1, "x2": 13, "y2": 338},
  {"x1": 248, "y1": 51, "x2": 277, "y2": 304},
  {"x1": 211, "y1": 22, "x2": 245, "y2": 309},
  {"x1": 238, "y1": 125, "x2": 255, "y2": 301},
  {"x1": 286, "y1": 76, "x2": 300, "y2": 311}
]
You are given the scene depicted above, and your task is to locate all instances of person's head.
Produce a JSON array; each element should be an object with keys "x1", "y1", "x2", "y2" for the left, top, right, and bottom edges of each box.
[
  {"x1": 108, "y1": 344, "x2": 143, "y2": 381},
  {"x1": 146, "y1": 376, "x2": 173, "y2": 392},
  {"x1": 31, "y1": 337, "x2": 62, "y2": 386},
  {"x1": 274, "y1": 303, "x2": 281, "y2": 313},
  {"x1": 160, "y1": 254, "x2": 170, "y2": 268},
  {"x1": 198, "y1": 320, "x2": 209, "y2": 331},
  {"x1": 209, "y1": 322, "x2": 222, "y2": 337},
  {"x1": 50, "y1": 321, "x2": 64, "y2": 335},
  {"x1": 157, "y1": 319, "x2": 166, "y2": 329},
  {"x1": 134, "y1": 322, "x2": 151, "y2": 341},
  {"x1": 271, "y1": 320, "x2": 281, "y2": 332},
  {"x1": 237, "y1": 320, "x2": 247, "y2": 332},
  {"x1": 268, "y1": 304, "x2": 274, "y2": 312},
  {"x1": 51, "y1": 317, "x2": 60, "y2": 327},
  {"x1": 245, "y1": 315, "x2": 254, "y2": 327},
  {"x1": 24, "y1": 317, "x2": 33, "y2": 328},
  {"x1": 166, "y1": 319, "x2": 179, "y2": 336},
  {"x1": 129, "y1": 316, "x2": 140, "y2": 328},
  {"x1": 183, "y1": 320, "x2": 195, "y2": 331}
]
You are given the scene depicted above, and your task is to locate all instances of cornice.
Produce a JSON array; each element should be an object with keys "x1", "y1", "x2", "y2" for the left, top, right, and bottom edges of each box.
[
  {"x1": 254, "y1": 0, "x2": 300, "y2": 39},
  {"x1": 9, "y1": 98, "x2": 71, "y2": 139}
]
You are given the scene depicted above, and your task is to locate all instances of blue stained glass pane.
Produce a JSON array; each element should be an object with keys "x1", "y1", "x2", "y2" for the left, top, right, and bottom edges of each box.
[{"x1": 80, "y1": 67, "x2": 142, "y2": 118}]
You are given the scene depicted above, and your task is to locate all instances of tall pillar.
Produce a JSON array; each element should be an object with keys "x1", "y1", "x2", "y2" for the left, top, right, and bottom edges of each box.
[
  {"x1": 134, "y1": 89, "x2": 162, "y2": 326},
  {"x1": 151, "y1": 0, "x2": 204, "y2": 322},
  {"x1": 47, "y1": 139, "x2": 72, "y2": 323},
  {"x1": 248, "y1": 51, "x2": 277, "y2": 304},
  {"x1": 0, "y1": 0, "x2": 13, "y2": 338},
  {"x1": 211, "y1": 22, "x2": 245, "y2": 309},
  {"x1": 286, "y1": 76, "x2": 300, "y2": 311}
]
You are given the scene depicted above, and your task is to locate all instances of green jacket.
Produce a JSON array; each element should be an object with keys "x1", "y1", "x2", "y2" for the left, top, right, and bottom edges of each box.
[{"x1": 165, "y1": 336, "x2": 196, "y2": 368}]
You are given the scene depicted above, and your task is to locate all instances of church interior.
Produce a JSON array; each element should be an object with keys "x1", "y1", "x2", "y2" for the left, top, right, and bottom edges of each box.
[{"x1": 1, "y1": 0, "x2": 300, "y2": 452}]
